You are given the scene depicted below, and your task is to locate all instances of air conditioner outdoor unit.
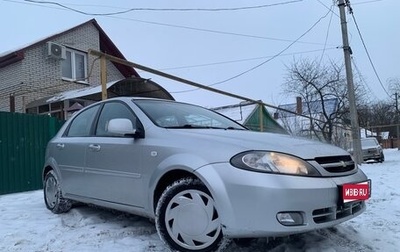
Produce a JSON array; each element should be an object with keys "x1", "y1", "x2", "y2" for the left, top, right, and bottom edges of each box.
[{"x1": 46, "y1": 42, "x2": 66, "y2": 60}]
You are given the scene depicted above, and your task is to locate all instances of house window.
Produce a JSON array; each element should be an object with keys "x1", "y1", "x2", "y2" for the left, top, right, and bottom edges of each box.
[{"x1": 62, "y1": 49, "x2": 88, "y2": 82}]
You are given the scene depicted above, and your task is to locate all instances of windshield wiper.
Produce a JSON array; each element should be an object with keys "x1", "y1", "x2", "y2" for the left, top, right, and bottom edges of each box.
[
  {"x1": 165, "y1": 124, "x2": 245, "y2": 130},
  {"x1": 165, "y1": 124, "x2": 212, "y2": 129}
]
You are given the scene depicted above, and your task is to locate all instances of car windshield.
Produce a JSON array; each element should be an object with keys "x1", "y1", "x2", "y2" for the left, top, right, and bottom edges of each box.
[{"x1": 134, "y1": 99, "x2": 246, "y2": 130}]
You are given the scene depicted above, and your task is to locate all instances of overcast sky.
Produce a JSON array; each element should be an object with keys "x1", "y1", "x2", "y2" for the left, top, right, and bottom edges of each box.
[{"x1": 1, "y1": 0, "x2": 398, "y2": 108}]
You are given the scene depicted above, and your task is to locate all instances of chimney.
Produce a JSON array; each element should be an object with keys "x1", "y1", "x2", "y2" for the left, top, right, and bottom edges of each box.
[{"x1": 296, "y1": 96, "x2": 302, "y2": 114}]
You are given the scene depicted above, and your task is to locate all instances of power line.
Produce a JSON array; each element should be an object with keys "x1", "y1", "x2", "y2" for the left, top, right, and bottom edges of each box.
[
  {"x1": 316, "y1": 0, "x2": 340, "y2": 18},
  {"x1": 350, "y1": 7, "x2": 391, "y2": 98},
  {"x1": 351, "y1": 56, "x2": 378, "y2": 100},
  {"x1": 24, "y1": 0, "x2": 303, "y2": 15},
  {"x1": 352, "y1": 0, "x2": 383, "y2": 5},
  {"x1": 159, "y1": 47, "x2": 338, "y2": 71},
  {"x1": 171, "y1": 8, "x2": 334, "y2": 93},
  {"x1": 318, "y1": 4, "x2": 335, "y2": 66},
  {"x1": 108, "y1": 15, "x2": 332, "y2": 46},
  {"x1": 3, "y1": 0, "x2": 332, "y2": 47},
  {"x1": 210, "y1": 8, "x2": 333, "y2": 86},
  {"x1": 150, "y1": 48, "x2": 340, "y2": 95}
]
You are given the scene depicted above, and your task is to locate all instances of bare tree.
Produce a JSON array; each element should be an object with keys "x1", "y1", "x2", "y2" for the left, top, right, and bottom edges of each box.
[
  {"x1": 358, "y1": 100, "x2": 398, "y2": 138},
  {"x1": 282, "y1": 58, "x2": 366, "y2": 145},
  {"x1": 387, "y1": 77, "x2": 400, "y2": 95},
  {"x1": 356, "y1": 77, "x2": 400, "y2": 139}
]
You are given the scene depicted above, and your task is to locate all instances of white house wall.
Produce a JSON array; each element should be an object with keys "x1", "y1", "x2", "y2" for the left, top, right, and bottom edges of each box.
[
  {"x1": 0, "y1": 61, "x2": 23, "y2": 111},
  {"x1": 0, "y1": 22, "x2": 125, "y2": 113}
]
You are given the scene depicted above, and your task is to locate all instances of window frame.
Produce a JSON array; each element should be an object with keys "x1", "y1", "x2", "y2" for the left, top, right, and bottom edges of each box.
[
  {"x1": 94, "y1": 101, "x2": 140, "y2": 137},
  {"x1": 62, "y1": 48, "x2": 88, "y2": 83},
  {"x1": 63, "y1": 104, "x2": 101, "y2": 137}
]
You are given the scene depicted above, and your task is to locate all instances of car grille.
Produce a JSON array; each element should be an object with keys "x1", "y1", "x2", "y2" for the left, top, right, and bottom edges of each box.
[
  {"x1": 314, "y1": 155, "x2": 355, "y2": 173},
  {"x1": 312, "y1": 201, "x2": 364, "y2": 224},
  {"x1": 366, "y1": 148, "x2": 378, "y2": 154}
]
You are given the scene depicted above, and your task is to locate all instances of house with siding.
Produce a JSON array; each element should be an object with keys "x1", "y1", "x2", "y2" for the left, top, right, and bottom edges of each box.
[{"x1": 0, "y1": 19, "x2": 142, "y2": 119}]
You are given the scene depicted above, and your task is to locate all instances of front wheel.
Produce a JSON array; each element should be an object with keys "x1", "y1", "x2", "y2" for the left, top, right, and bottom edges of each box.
[
  {"x1": 44, "y1": 170, "x2": 72, "y2": 214},
  {"x1": 155, "y1": 178, "x2": 227, "y2": 252}
]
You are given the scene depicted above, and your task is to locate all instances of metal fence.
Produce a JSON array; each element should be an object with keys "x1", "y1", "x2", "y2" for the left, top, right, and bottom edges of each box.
[
  {"x1": 364, "y1": 124, "x2": 400, "y2": 149},
  {"x1": 0, "y1": 112, "x2": 63, "y2": 195}
]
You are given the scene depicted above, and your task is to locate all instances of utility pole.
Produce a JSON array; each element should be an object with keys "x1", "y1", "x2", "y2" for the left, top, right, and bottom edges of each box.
[
  {"x1": 100, "y1": 55, "x2": 108, "y2": 100},
  {"x1": 338, "y1": 0, "x2": 362, "y2": 164}
]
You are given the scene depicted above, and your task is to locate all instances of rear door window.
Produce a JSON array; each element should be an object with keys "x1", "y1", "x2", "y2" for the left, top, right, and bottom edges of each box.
[{"x1": 65, "y1": 105, "x2": 100, "y2": 137}]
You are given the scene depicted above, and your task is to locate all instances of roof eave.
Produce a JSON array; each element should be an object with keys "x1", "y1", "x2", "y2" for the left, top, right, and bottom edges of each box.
[
  {"x1": 92, "y1": 20, "x2": 139, "y2": 78},
  {"x1": 0, "y1": 51, "x2": 24, "y2": 68},
  {"x1": 0, "y1": 19, "x2": 140, "y2": 77}
]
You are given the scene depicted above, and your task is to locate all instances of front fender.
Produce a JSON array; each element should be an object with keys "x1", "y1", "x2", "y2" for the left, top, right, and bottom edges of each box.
[{"x1": 147, "y1": 153, "x2": 211, "y2": 215}]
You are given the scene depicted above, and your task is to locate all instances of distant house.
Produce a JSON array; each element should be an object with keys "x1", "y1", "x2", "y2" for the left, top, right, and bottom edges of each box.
[
  {"x1": 213, "y1": 101, "x2": 287, "y2": 134},
  {"x1": 0, "y1": 19, "x2": 171, "y2": 119},
  {"x1": 275, "y1": 97, "x2": 350, "y2": 146}
]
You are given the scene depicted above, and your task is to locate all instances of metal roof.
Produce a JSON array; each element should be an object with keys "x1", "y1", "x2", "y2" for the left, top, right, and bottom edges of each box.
[
  {"x1": 26, "y1": 77, "x2": 174, "y2": 108},
  {"x1": 278, "y1": 98, "x2": 339, "y2": 117}
]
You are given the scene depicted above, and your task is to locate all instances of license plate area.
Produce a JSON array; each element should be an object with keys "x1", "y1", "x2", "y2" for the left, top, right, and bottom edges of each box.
[{"x1": 338, "y1": 179, "x2": 371, "y2": 204}]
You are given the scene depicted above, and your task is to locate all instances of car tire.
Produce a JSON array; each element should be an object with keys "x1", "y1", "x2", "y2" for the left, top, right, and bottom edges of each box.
[
  {"x1": 44, "y1": 170, "x2": 72, "y2": 214},
  {"x1": 377, "y1": 154, "x2": 385, "y2": 163},
  {"x1": 155, "y1": 177, "x2": 228, "y2": 252}
]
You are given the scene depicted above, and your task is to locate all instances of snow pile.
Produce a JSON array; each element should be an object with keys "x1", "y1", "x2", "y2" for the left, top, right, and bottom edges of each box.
[{"x1": 1, "y1": 150, "x2": 399, "y2": 251}]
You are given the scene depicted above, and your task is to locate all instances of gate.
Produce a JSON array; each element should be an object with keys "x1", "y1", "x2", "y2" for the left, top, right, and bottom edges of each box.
[{"x1": 0, "y1": 112, "x2": 63, "y2": 195}]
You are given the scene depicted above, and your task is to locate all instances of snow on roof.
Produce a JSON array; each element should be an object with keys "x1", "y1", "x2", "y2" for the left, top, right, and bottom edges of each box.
[
  {"x1": 212, "y1": 102, "x2": 257, "y2": 124},
  {"x1": 0, "y1": 22, "x2": 84, "y2": 58},
  {"x1": 46, "y1": 80, "x2": 119, "y2": 103},
  {"x1": 0, "y1": 19, "x2": 103, "y2": 58}
]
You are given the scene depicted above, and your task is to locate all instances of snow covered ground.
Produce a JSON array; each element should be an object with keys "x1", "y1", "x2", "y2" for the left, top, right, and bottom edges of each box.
[{"x1": 1, "y1": 149, "x2": 399, "y2": 252}]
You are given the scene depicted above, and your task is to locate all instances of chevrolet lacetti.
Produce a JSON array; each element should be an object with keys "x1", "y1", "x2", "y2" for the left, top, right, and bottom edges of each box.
[{"x1": 43, "y1": 97, "x2": 370, "y2": 251}]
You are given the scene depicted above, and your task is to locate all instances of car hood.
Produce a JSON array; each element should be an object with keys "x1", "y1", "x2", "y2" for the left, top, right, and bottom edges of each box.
[{"x1": 167, "y1": 129, "x2": 349, "y2": 160}]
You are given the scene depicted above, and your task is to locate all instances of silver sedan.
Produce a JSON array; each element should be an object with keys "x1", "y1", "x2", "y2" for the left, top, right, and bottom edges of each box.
[{"x1": 43, "y1": 97, "x2": 370, "y2": 251}]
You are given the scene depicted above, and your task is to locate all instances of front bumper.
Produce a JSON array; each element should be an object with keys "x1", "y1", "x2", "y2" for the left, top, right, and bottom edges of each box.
[
  {"x1": 195, "y1": 163, "x2": 368, "y2": 238},
  {"x1": 362, "y1": 150, "x2": 382, "y2": 160}
]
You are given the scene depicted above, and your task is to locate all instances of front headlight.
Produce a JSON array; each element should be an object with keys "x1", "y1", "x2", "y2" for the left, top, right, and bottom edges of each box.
[{"x1": 230, "y1": 151, "x2": 320, "y2": 176}]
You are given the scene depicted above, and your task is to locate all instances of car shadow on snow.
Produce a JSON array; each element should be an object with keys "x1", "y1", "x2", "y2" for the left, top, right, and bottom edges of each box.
[
  {"x1": 226, "y1": 226, "x2": 374, "y2": 252},
  {"x1": 62, "y1": 204, "x2": 373, "y2": 252}
]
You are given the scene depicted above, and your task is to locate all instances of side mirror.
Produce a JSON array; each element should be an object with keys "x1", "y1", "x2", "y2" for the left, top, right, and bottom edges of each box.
[{"x1": 108, "y1": 118, "x2": 138, "y2": 137}]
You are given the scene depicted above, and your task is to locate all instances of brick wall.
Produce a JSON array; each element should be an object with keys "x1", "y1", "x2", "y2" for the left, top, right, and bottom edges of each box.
[{"x1": 0, "y1": 22, "x2": 125, "y2": 113}]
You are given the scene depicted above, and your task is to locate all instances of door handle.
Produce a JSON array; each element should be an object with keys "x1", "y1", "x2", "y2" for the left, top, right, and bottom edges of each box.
[
  {"x1": 56, "y1": 143, "x2": 65, "y2": 150},
  {"x1": 88, "y1": 144, "x2": 101, "y2": 152}
]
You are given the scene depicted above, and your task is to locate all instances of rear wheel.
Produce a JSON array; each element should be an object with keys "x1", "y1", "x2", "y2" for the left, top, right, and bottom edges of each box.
[
  {"x1": 44, "y1": 170, "x2": 72, "y2": 214},
  {"x1": 155, "y1": 178, "x2": 228, "y2": 251}
]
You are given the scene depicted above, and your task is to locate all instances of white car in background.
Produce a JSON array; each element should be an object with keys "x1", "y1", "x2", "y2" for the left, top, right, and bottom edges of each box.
[{"x1": 349, "y1": 137, "x2": 384, "y2": 163}]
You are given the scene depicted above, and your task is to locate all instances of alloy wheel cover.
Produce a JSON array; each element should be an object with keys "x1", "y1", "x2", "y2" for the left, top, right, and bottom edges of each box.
[
  {"x1": 165, "y1": 189, "x2": 221, "y2": 250},
  {"x1": 45, "y1": 176, "x2": 58, "y2": 208}
]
